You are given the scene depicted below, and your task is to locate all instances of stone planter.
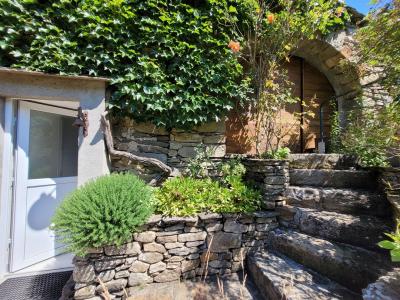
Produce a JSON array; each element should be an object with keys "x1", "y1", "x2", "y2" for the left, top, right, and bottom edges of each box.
[
  {"x1": 242, "y1": 158, "x2": 289, "y2": 209},
  {"x1": 68, "y1": 211, "x2": 279, "y2": 300}
]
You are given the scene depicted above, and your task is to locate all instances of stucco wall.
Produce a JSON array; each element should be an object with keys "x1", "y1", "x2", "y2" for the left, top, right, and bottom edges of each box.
[
  {"x1": 0, "y1": 69, "x2": 109, "y2": 185},
  {"x1": 0, "y1": 97, "x2": 4, "y2": 201}
]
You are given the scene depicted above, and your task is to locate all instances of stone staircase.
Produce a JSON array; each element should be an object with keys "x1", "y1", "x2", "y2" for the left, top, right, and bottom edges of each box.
[{"x1": 248, "y1": 154, "x2": 394, "y2": 299}]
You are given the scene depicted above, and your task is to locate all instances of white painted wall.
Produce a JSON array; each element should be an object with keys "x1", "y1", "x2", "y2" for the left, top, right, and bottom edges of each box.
[{"x1": 0, "y1": 69, "x2": 110, "y2": 185}]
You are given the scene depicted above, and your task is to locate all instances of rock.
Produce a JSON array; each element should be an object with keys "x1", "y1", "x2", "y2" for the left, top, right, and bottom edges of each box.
[
  {"x1": 167, "y1": 262, "x2": 181, "y2": 269},
  {"x1": 87, "y1": 247, "x2": 103, "y2": 254},
  {"x1": 133, "y1": 122, "x2": 168, "y2": 135},
  {"x1": 156, "y1": 235, "x2": 177, "y2": 243},
  {"x1": 200, "y1": 252, "x2": 218, "y2": 262},
  {"x1": 184, "y1": 226, "x2": 203, "y2": 233},
  {"x1": 146, "y1": 215, "x2": 162, "y2": 225},
  {"x1": 208, "y1": 260, "x2": 231, "y2": 269},
  {"x1": 165, "y1": 223, "x2": 185, "y2": 231},
  {"x1": 104, "y1": 244, "x2": 127, "y2": 256},
  {"x1": 188, "y1": 253, "x2": 200, "y2": 260},
  {"x1": 156, "y1": 231, "x2": 181, "y2": 236},
  {"x1": 165, "y1": 242, "x2": 185, "y2": 249},
  {"x1": 205, "y1": 222, "x2": 223, "y2": 232},
  {"x1": 195, "y1": 121, "x2": 225, "y2": 133},
  {"x1": 178, "y1": 232, "x2": 207, "y2": 242},
  {"x1": 73, "y1": 264, "x2": 96, "y2": 283},
  {"x1": 153, "y1": 270, "x2": 181, "y2": 283},
  {"x1": 162, "y1": 216, "x2": 198, "y2": 224},
  {"x1": 181, "y1": 259, "x2": 200, "y2": 272},
  {"x1": 95, "y1": 279, "x2": 127, "y2": 293},
  {"x1": 116, "y1": 257, "x2": 136, "y2": 271},
  {"x1": 166, "y1": 256, "x2": 185, "y2": 262},
  {"x1": 138, "y1": 252, "x2": 163, "y2": 264},
  {"x1": 168, "y1": 247, "x2": 192, "y2": 256},
  {"x1": 149, "y1": 261, "x2": 167, "y2": 274},
  {"x1": 198, "y1": 212, "x2": 222, "y2": 221},
  {"x1": 186, "y1": 241, "x2": 205, "y2": 247},
  {"x1": 178, "y1": 146, "x2": 197, "y2": 158},
  {"x1": 208, "y1": 232, "x2": 242, "y2": 252},
  {"x1": 363, "y1": 268, "x2": 400, "y2": 300},
  {"x1": 232, "y1": 248, "x2": 248, "y2": 261},
  {"x1": 172, "y1": 133, "x2": 203, "y2": 143},
  {"x1": 94, "y1": 258, "x2": 125, "y2": 272},
  {"x1": 203, "y1": 134, "x2": 226, "y2": 144},
  {"x1": 224, "y1": 220, "x2": 248, "y2": 233},
  {"x1": 129, "y1": 261, "x2": 150, "y2": 273},
  {"x1": 74, "y1": 285, "x2": 96, "y2": 300},
  {"x1": 126, "y1": 242, "x2": 141, "y2": 255},
  {"x1": 128, "y1": 273, "x2": 153, "y2": 287},
  {"x1": 134, "y1": 231, "x2": 156, "y2": 243},
  {"x1": 143, "y1": 242, "x2": 166, "y2": 253},
  {"x1": 115, "y1": 270, "x2": 130, "y2": 279},
  {"x1": 206, "y1": 144, "x2": 226, "y2": 158},
  {"x1": 97, "y1": 270, "x2": 115, "y2": 282}
]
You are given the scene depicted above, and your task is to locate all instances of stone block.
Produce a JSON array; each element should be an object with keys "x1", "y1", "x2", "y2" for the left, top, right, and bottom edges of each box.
[
  {"x1": 195, "y1": 122, "x2": 225, "y2": 133},
  {"x1": 205, "y1": 222, "x2": 223, "y2": 232},
  {"x1": 172, "y1": 132, "x2": 203, "y2": 143},
  {"x1": 74, "y1": 285, "x2": 96, "y2": 300},
  {"x1": 126, "y1": 242, "x2": 141, "y2": 255},
  {"x1": 178, "y1": 146, "x2": 197, "y2": 158},
  {"x1": 129, "y1": 261, "x2": 149, "y2": 273},
  {"x1": 165, "y1": 242, "x2": 185, "y2": 249},
  {"x1": 134, "y1": 231, "x2": 156, "y2": 243},
  {"x1": 94, "y1": 258, "x2": 125, "y2": 272},
  {"x1": 208, "y1": 232, "x2": 242, "y2": 252},
  {"x1": 178, "y1": 232, "x2": 207, "y2": 242},
  {"x1": 115, "y1": 270, "x2": 130, "y2": 279},
  {"x1": 224, "y1": 220, "x2": 248, "y2": 233},
  {"x1": 181, "y1": 259, "x2": 200, "y2": 272},
  {"x1": 206, "y1": 144, "x2": 226, "y2": 158},
  {"x1": 149, "y1": 261, "x2": 167, "y2": 274},
  {"x1": 153, "y1": 270, "x2": 181, "y2": 283},
  {"x1": 143, "y1": 242, "x2": 166, "y2": 253},
  {"x1": 186, "y1": 241, "x2": 205, "y2": 247},
  {"x1": 138, "y1": 252, "x2": 163, "y2": 264},
  {"x1": 95, "y1": 278, "x2": 127, "y2": 293},
  {"x1": 128, "y1": 273, "x2": 153, "y2": 287},
  {"x1": 156, "y1": 235, "x2": 178, "y2": 243},
  {"x1": 73, "y1": 264, "x2": 96, "y2": 283},
  {"x1": 203, "y1": 134, "x2": 226, "y2": 144},
  {"x1": 97, "y1": 269, "x2": 115, "y2": 282}
]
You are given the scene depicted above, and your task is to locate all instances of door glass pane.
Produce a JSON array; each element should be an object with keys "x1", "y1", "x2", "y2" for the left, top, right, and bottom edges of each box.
[{"x1": 28, "y1": 109, "x2": 78, "y2": 179}]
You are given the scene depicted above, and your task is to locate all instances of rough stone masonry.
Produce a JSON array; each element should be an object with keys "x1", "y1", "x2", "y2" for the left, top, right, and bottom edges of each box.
[{"x1": 67, "y1": 211, "x2": 279, "y2": 300}]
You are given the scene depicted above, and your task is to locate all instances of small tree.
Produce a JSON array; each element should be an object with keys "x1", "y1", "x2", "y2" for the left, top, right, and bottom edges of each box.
[{"x1": 227, "y1": 0, "x2": 349, "y2": 155}]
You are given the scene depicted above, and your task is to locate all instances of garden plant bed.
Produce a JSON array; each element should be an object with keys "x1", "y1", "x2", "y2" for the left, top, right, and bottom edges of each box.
[{"x1": 68, "y1": 211, "x2": 279, "y2": 300}]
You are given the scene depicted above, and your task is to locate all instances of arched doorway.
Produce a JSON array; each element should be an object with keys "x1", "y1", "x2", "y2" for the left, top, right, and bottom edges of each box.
[{"x1": 225, "y1": 56, "x2": 336, "y2": 154}]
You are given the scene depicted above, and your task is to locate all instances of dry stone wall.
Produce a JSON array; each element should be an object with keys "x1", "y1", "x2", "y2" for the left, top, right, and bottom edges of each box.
[
  {"x1": 380, "y1": 167, "x2": 400, "y2": 221},
  {"x1": 68, "y1": 212, "x2": 278, "y2": 300},
  {"x1": 243, "y1": 159, "x2": 290, "y2": 209},
  {"x1": 111, "y1": 118, "x2": 226, "y2": 180}
]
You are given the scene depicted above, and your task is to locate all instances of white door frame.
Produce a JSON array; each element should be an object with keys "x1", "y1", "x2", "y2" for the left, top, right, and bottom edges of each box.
[
  {"x1": 10, "y1": 101, "x2": 78, "y2": 272},
  {"x1": 0, "y1": 98, "x2": 15, "y2": 279}
]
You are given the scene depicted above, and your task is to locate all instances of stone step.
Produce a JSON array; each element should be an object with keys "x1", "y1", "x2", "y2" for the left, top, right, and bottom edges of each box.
[
  {"x1": 268, "y1": 229, "x2": 392, "y2": 293},
  {"x1": 289, "y1": 154, "x2": 359, "y2": 170},
  {"x1": 284, "y1": 186, "x2": 390, "y2": 217},
  {"x1": 277, "y1": 206, "x2": 393, "y2": 251},
  {"x1": 247, "y1": 249, "x2": 360, "y2": 300},
  {"x1": 289, "y1": 169, "x2": 378, "y2": 189}
]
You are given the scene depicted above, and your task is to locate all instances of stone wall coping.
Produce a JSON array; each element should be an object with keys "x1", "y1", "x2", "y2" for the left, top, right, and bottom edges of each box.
[{"x1": 145, "y1": 211, "x2": 279, "y2": 226}]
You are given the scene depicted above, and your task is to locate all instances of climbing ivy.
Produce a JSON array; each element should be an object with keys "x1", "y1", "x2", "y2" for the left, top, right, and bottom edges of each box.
[
  {"x1": 0, "y1": 0, "x2": 254, "y2": 128},
  {"x1": 0, "y1": 0, "x2": 348, "y2": 128}
]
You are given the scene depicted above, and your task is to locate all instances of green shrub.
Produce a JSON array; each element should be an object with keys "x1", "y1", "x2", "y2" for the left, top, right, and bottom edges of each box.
[
  {"x1": 155, "y1": 161, "x2": 261, "y2": 216},
  {"x1": 340, "y1": 102, "x2": 400, "y2": 167},
  {"x1": 52, "y1": 173, "x2": 154, "y2": 256},
  {"x1": 261, "y1": 147, "x2": 291, "y2": 160},
  {"x1": 378, "y1": 220, "x2": 400, "y2": 262}
]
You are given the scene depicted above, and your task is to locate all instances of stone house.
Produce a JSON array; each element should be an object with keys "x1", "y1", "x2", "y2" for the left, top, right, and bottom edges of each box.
[{"x1": 0, "y1": 18, "x2": 393, "y2": 297}]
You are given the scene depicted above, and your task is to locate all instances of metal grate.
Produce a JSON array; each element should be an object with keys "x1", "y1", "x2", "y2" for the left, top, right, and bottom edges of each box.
[{"x1": 0, "y1": 271, "x2": 72, "y2": 300}]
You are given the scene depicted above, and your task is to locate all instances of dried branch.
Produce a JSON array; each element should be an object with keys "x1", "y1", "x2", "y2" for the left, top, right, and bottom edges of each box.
[{"x1": 100, "y1": 112, "x2": 173, "y2": 185}]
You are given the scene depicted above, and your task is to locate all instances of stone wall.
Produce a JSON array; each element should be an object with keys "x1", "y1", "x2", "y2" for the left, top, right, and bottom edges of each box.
[
  {"x1": 380, "y1": 167, "x2": 400, "y2": 221},
  {"x1": 242, "y1": 159, "x2": 290, "y2": 209},
  {"x1": 111, "y1": 118, "x2": 226, "y2": 181},
  {"x1": 68, "y1": 211, "x2": 279, "y2": 300}
]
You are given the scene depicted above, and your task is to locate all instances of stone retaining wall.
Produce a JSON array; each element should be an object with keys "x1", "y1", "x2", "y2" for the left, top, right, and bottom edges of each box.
[
  {"x1": 69, "y1": 211, "x2": 279, "y2": 300},
  {"x1": 380, "y1": 167, "x2": 400, "y2": 221},
  {"x1": 243, "y1": 159, "x2": 290, "y2": 209},
  {"x1": 111, "y1": 118, "x2": 226, "y2": 181}
]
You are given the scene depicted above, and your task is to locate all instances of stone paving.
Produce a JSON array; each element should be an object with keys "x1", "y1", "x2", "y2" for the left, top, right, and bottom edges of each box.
[{"x1": 126, "y1": 273, "x2": 263, "y2": 300}]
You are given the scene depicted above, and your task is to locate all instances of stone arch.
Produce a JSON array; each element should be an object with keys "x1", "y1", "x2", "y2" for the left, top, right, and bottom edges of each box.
[{"x1": 294, "y1": 28, "x2": 362, "y2": 125}]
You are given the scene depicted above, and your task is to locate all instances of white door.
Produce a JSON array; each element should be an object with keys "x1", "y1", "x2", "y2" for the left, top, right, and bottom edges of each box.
[{"x1": 11, "y1": 101, "x2": 79, "y2": 272}]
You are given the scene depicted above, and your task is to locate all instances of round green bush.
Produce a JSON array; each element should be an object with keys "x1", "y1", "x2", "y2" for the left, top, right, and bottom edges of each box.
[{"x1": 52, "y1": 173, "x2": 154, "y2": 256}]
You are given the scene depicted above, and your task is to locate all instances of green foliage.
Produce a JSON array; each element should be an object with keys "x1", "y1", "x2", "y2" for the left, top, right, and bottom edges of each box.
[
  {"x1": 155, "y1": 160, "x2": 261, "y2": 216},
  {"x1": 0, "y1": 0, "x2": 252, "y2": 128},
  {"x1": 378, "y1": 221, "x2": 400, "y2": 262},
  {"x1": 329, "y1": 100, "x2": 342, "y2": 153},
  {"x1": 356, "y1": 0, "x2": 400, "y2": 100},
  {"x1": 261, "y1": 147, "x2": 291, "y2": 159},
  {"x1": 186, "y1": 144, "x2": 215, "y2": 178},
  {"x1": 51, "y1": 173, "x2": 154, "y2": 256},
  {"x1": 339, "y1": 102, "x2": 400, "y2": 167}
]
